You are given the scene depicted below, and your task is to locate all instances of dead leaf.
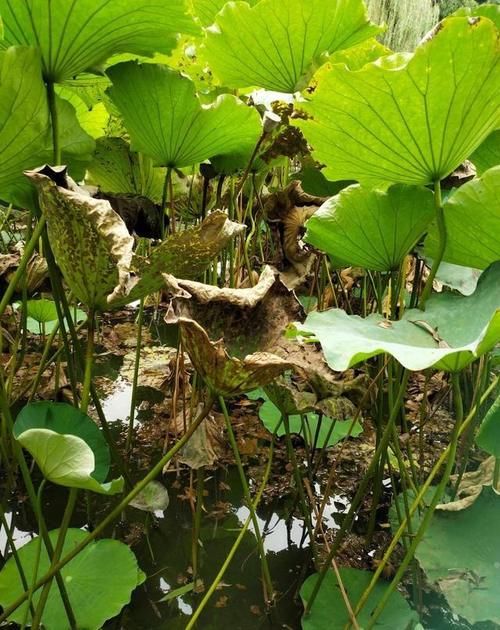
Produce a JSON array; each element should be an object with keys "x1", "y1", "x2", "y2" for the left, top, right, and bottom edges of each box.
[{"x1": 437, "y1": 456, "x2": 500, "y2": 511}]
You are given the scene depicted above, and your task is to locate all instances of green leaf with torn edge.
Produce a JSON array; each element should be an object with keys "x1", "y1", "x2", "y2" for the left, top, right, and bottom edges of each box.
[
  {"x1": 107, "y1": 61, "x2": 262, "y2": 169},
  {"x1": 296, "y1": 17, "x2": 500, "y2": 185},
  {"x1": 14, "y1": 402, "x2": 123, "y2": 495},
  {"x1": 0, "y1": 528, "x2": 143, "y2": 630},
  {"x1": 299, "y1": 261, "x2": 500, "y2": 373},
  {"x1": 203, "y1": 0, "x2": 380, "y2": 93},
  {"x1": 305, "y1": 184, "x2": 435, "y2": 271},
  {"x1": 425, "y1": 166, "x2": 500, "y2": 270},
  {"x1": 0, "y1": 0, "x2": 198, "y2": 82}
]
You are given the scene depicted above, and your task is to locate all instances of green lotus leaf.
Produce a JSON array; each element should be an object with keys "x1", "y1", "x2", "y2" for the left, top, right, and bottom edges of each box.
[
  {"x1": 416, "y1": 488, "x2": 500, "y2": 626},
  {"x1": 470, "y1": 131, "x2": 500, "y2": 175},
  {"x1": 296, "y1": 17, "x2": 500, "y2": 185},
  {"x1": 87, "y1": 137, "x2": 167, "y2": 202},
  {"x1": 453, "y1": 5, "x2": 500, "y2": 27},
  {"x1": 122, "y1": 211, "x2": 246, "y2": 305},
  {"x1": 300, "y1": 567, "x2": 418, "y2": 629},
  {"x1": 299, "y1": 262, "x2": 500, "y2": 372},
  {"x1": 14, "y1": 402, "x2": 123, "y2": 494},
  {"x1": 476, "y1": 395, "x2": 500, "y2": 458},
  {"x1": 57, "y1": 87, "x2": 110, "y2": 139},
  {"x1": 107, "y1": 61, "x2": 262, "y2": 169},
  {"x1": 130, "y1": 481, "x2": 170, "y2": 513},
  {"x1": 191, "y1": 0, "x2": 261, "y2": 27},
  {"x1": 0, "y1": 0, "x2": 198, "y2": 82},
  {"x1": 425, "y1": 167, "x2": 500, "y2": 270},
  {"x1": 26, "y1": 168, "x2": 135, "y2": 311},
  {"x1": 18, "y1": 299, "x2": 86, "y2": 335},
  {"x1": 0, "y1": 47, "x2": 94, "y2": 209},
  {"x1": 0, "y1": 528, "x2": 142, "y2": 630},
  {"x1": 432, "y1": 261, "x2": 482, "y2": 296},
  {"x1": 305, "y1": 184, "x2": 435, "y2": 271},
  {"x1": 203, "y1": 0, "x2": 380, "y2": 93}
]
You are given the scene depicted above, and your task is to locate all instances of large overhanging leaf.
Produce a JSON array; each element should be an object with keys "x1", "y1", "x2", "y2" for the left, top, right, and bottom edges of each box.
[
  {"x1": 305, "y1": 184, "x2": 435, "y2": 271},
  {"x1": 0, "y1": 47, "x2": 94, "y2": 209},
  {"x1": 107, "y1": 61, "x2": 262, "y2": 169},
  {"x1": 300, "y1": 568, "x2": 418, "y2": 629},
  {"x1": 26, "y1": 168, "x2": 135, "y2": 311},
  {"x1": 14, "y1": 402, "x2": 123, "y2": 495},
  {"x1": 416, "y1": 488, "x2": 500, "y2": 626},
  {"x1": 0, "y1": 0, "x2": 198, "y2": 82},
  {"x1": 299, "y1": 261, "x2": 500, "y2": 372},
  {"x1": 191, "y1": 0, "x2": 261, "y2": 27},
  {"x1": 203, "y1": 0, "x2": 380, "y2": 93},
  {"x1": 425, "y1": 167, "x2": 500, "y2": 269},
  {"x1": 0, "y1": 528, "x2": 143, "y2": 630},
  {"x1": 296, "y1": 17, "x2": 500, "y2": 185}
]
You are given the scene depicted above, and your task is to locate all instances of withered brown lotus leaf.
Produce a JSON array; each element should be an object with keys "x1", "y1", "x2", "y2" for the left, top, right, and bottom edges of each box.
[{"x1": 26, "y1": 167, "x2": 134, "y2": 310}]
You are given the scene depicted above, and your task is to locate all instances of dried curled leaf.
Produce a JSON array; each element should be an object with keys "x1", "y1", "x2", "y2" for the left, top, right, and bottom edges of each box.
[
  {"x1": 437, "y1": 456, "x2": 500, "y2": 512},
  {"x1": 26, "y1": 167, "x2": 134, "y2": 310},
  {"x1": 174, "y1": 317, "x2": 293, "y2": 397}
]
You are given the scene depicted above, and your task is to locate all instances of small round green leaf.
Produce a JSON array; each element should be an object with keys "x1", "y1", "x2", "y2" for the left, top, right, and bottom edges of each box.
[
  {"x1": 0, "y1": 528, "x2": 142, "y2": 630},
  {"x1": 14, "y1": 402, "x2": 123, "y2": 495},
  {"x1": 305, "y1": 184, "x2": 436, "y2": 271}
]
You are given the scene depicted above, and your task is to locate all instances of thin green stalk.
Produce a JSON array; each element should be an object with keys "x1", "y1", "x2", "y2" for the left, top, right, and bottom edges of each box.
[
  {"x1": 219, "y1": 396, "x2": 274, "y2": 603},
  {"x1": 126, "y1": 298, "x2": 145, "y2": 455},
  {"x1": 304, "y1": 371, "x2": 410, "y2": 616},
  {"x1": 192, "y1": 467, "x2": 205, "y2": 585},
  {"x1": 364, "y1": 373, "x2": 464, "y2": 628},
  {"x1": 0, "y1": 394, "x2": 216, "y2": 624},
  {"x1": 186, "y1": 438, "x2": 274, "y2": 630},
  {"x1": 46, "y1": 82, "x2": 60, "y2": 164},
  {"x1": 31, "y1": 488, "x2": 78, "y2": 630},
  {"x1": 420, "y1": 180, "x2": 445, "y2": 308},
  {"x1": 0, "y1": 217, "x2": 46, "y2": 320},
  {"x1": 161, "y1": 166, "x2": 173, "y2": 236},
  {"x1": 80, "y1": 309, "x2": 95, "y2": 413}
]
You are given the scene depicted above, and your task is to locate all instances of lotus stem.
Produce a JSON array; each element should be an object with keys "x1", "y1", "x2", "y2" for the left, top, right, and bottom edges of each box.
[
  {"x1": 219, "y1": 396, "x2": 274, "y2": 603},
  {"x1": 364, "y1": 373, "x2": 464, "y2": 628},
  {"x1": 420, "y1": 179, "x2": 446, "y2": 308},
  {"x1": 80, "y1": 308, "x2": 96, "y2": 413},
  {"x1": 0, "y1": 393, "x2": 216, "y2": 624},
  {"x1": 186, "y1": 437, "x2": 275, "y2": 630},
  {"x1": 161, "y1": 166, "x2": 174, "y2": 236},
  {"x1": 46, "y1": 82, "x2": 61, "y2": 164},
  {"x1": 191, "y1": 466, "x2": 205, "y2": 585}
]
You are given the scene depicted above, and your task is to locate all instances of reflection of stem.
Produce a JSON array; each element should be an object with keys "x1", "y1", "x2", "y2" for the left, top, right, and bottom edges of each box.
[
  {"x1": 0, "y1": 394, "x2": 216, "y2": 624},
  {"x1": 192, "y1": 467, "x2": 205, "y2": 585},
  {"x1": 363, "y1": 373, "x2": 463, "y2": 629},
  {"x1": 219, "y1": 396, "x2": 274, "y2": 603},
  {"x1": 46, "y1": 82, "x2": 60, "y2": 164},
  {"x1": 126, "y1": 298, "x2": 144, "y2": 456},
  {"x1": 186, "y1": 437, "x2": 275, "y2": 630},
  {"x1": 420, "y1": 180, "x2": 445, "y2": 308}
]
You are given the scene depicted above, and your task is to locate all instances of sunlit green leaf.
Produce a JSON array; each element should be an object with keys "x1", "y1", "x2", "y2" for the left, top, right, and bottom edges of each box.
[
  {"x1": 300, "y1": 567, "x2": 418, "y2": 629},
  {"x1": 305, "y1": 184, "x2": 435, "y2": 271},
  {"x1": 299, "y1": 262, "x2": 500, "y2": 372},
  {"x1": 203, "y1": 0, "x2": 380, "y2": 93},
  {"x1": 425, "y1": 167, "x2": 500, "y2": 270},
  {"x1": 107, "y1": 61, "x2": 262, "y2": 169},
  {"x1": 0, "y1": 528, "x2": 142, "y2": 630},
  {"x1": 191, "y1": 0, "x2": 261, "y2": 26},
  {"x1": 297, "y1": 17, "x2": 500, "y2": 185},
  {"x1": 57, "y1": 87, "x2": 109, "y2": 139},
  {"x1": 0, "y1": 0, "x2": 198, "y2": 82},
  {"x1": 470, "y1": 131, "x2": 500, "y2": 176},
  {"x1": 14, "y1": 402, "x2": 123, "y2": 495}
]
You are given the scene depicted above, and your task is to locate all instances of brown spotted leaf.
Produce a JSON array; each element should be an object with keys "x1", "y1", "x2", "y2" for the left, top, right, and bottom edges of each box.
[{"x1": 26, "y1": 167, "x2": 134, "y2": 311}]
